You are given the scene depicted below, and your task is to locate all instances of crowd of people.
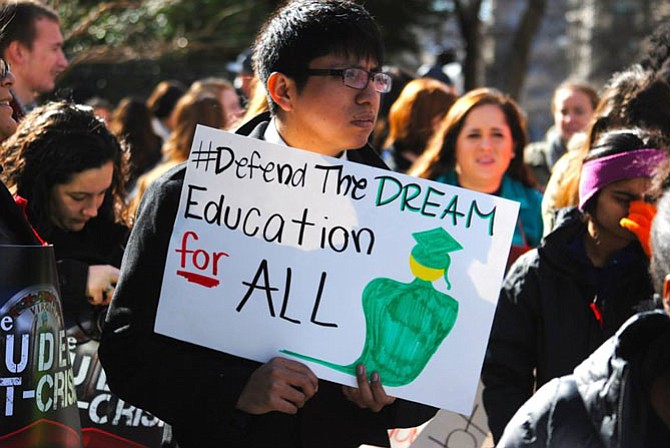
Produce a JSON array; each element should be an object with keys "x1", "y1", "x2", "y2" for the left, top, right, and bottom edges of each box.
[{"x1": 2, "y1": 0, "x2": 670, "y2": 447}]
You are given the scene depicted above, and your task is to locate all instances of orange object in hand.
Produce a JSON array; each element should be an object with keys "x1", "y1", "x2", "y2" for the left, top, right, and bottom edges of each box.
[{"x1": 619, "y1": 200, "x2": 657, "y2": 257}]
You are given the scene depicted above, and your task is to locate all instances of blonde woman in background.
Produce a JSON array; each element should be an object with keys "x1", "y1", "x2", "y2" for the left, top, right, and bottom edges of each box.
[
  {"x1": 189, "y1": 77, "x2": 245, "y2": 130},
  {"x1": 525, "y1": 81, "x2": 599, "y2": 189}
]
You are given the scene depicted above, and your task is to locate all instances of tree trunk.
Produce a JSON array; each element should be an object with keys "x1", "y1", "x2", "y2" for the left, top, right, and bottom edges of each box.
[
  {"x1": 455, "y1": 0, "x2": 484, "y2": 91},
  {"x1": 501, "y1": 0, "x2": 547, "y2": 99}
]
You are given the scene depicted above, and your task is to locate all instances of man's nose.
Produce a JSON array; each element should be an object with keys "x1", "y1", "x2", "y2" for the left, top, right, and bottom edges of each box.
[
  {"x1": 356, "y1": 78, "x2": 378, "y2": 103},
  {"x1": 58, "y1": 50, "x2": 69, "y2": 69}
]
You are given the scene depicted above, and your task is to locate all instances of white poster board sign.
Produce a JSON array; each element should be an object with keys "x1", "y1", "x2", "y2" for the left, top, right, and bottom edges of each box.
[
  {"x1": 387, "y1": 381, "x2": 493, "y2": 448},
  {"x1": 154, "y1": 125, "x2": 519, "y2": 413}
]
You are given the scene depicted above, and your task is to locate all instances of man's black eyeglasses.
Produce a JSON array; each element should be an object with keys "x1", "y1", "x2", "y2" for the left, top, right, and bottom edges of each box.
[
  {"x1": 0, "y1": 59, "x2": 10, "y2": 79},
  {"x1": 305, "y1": 68, "x2": 392, "y2": 93}
]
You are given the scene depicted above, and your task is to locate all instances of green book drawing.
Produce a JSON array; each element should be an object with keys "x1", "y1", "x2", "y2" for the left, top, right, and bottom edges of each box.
[{"x1": 281, "y1": 227, "x2": 462, "y2": 386}]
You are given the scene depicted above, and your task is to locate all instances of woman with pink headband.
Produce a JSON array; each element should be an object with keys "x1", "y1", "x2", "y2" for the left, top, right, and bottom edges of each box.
[{"x1": 482, "y1": 127, "x2": 669, "y2": 443}]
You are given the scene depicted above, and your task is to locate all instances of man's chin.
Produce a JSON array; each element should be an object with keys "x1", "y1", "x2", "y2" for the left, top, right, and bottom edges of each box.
[
  {"x1": 39, "y1": 82, "x2": 57, "y2": 95},
  {"x1": 348, "y1": 135, "x2": 372, "y2": 151}
]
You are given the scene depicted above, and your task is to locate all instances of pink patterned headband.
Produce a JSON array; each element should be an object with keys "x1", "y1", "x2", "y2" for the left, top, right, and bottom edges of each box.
[{"x1": 578, "y1": 148, "x2": 667, "y2": 210}]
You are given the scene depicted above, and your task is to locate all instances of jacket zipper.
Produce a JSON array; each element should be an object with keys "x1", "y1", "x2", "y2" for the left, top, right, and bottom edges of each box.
[
  {"x1": 590, "y1": 295, "x2": 604, "y2": 329},
  {"x1": 616, "y1": 366, "x2": 629, "y2": 447}
]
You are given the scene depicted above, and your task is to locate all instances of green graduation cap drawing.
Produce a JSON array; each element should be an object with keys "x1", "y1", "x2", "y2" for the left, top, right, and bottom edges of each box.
[
  {"x1": 410, "y1": 226, "x2": 463, "y2": 288},
  {"x1": 281, "y1": 227, "x2": 463, "y2": 387}
]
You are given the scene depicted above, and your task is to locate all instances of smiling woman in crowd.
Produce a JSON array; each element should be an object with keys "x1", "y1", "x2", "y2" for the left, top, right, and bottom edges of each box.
[{"x1": 409, "y1": 87, "x2": 543, "y2": 268}]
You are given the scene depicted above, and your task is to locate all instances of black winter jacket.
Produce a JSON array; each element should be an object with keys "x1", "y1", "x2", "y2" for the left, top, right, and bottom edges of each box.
[
  {"x1": 99, "y1": 113, "x2": 436, "y2": 448},
  {"x1": 482, "y1": 207, "x2": 654, "y2": 442},
  {"x1": 47, "y1": 216, "x2": 128, "y2": 334},
  {"x1": 0, "y1": 179, "x2": 40, "y2": 244},
  {"x1": 497, "y1": 310, "x2": 670, "y2": 447}
]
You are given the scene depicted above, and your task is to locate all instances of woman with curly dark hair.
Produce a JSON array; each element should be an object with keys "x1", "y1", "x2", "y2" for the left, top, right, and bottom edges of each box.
[
  {"x1": 0, "y1": 101, "x2": 169, "y2": 446},
  {"x1": 1, "y1": 101, "x2": 130, "y2": 313}
]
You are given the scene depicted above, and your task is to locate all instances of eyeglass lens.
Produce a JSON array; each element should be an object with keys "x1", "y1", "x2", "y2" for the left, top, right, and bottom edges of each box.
[{"x1": 343, "y1": 69, "x2": 391, "y2": 93}]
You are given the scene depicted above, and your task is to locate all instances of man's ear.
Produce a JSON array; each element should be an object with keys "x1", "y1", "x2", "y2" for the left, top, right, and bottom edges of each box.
[
  {"x1": 5, "y1": 40, "x2": 26, "y2": 64},
  {"x1": 663, "y1": 274, "x2": 670, "y2": 315},
  {"x1": 267, "y1": 72, "x2": 294, "y2": 112}
]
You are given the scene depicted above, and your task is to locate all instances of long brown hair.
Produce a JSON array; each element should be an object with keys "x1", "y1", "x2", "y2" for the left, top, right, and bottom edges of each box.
[
  {"x1": 108, "y1": 97, "x2": 162, "y2": 182},
  {"x1": 383, "y1": 78, "x2": 457, "y2": 156},
  {"x1": 162, "y1": 91, "x2": 225, "y2": 163},
  {"x1": 408, "y1": 87, "x2": 535, "y2": 187},
  {"x1": 1, "y1": 101, "x2": 129, "y2": 233}
]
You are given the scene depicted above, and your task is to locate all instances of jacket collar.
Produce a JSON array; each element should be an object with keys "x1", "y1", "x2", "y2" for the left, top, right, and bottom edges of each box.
[
  {"x1": 573, "y1": 310, "x2": 670, "y2": 447},
  {"x1": 235, "y1": 111, "x2": 271, "y2": 139}
]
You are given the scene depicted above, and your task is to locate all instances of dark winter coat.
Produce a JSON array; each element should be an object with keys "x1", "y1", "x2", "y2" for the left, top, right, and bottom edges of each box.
[
  {"x1": 482, "y1": 207, "x2": 654, "y2": 442},
  {"x1": 99, "y1": 112, "x2": 436, "y2": 448},
  {"x1": 497, "y1": 310, "x2": 670, "y2": 447},
  {"x1": 0, "y1": 179, "x2": 40, "y2": 245},
  {"x1": 524, "y1": 126, "x2": 567, "y2": 189},
  {"x1": 46, "y1": 216, "x2": 129, "y2": 335}
]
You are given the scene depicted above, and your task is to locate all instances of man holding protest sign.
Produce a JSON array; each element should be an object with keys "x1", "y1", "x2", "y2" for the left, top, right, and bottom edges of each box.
[{"x1": 100, "y1": 1, "x2": 436, "y2": 446}]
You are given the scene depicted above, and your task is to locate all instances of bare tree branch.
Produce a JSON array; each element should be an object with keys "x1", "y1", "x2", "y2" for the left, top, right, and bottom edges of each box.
[
  {"x1": 65, "y1": 1, "x2": 142, "y2": 41},
  {"x1": 196, "y1": 2, "x2": 258, "y2": 38}
]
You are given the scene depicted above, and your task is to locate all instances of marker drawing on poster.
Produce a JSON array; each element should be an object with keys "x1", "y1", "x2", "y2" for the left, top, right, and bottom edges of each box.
[
  {"x1": 394, "y1": 382, "x2": 493, "y2": 448},
  {"x1": 154, "y1": 125, "x2": 519, "y2": 413}
]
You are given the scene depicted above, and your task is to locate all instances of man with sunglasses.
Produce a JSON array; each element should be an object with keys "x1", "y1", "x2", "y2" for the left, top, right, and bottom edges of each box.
[{"x1": 100, "y1": 1, "x2": 435, "y2": 447}]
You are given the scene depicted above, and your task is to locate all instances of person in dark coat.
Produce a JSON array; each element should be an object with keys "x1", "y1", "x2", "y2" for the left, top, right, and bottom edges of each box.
[
  {"x1": 99, "y1": 1, "x2": 436, "y2": 447},
  {"x1": 496, "y1": 185, "x2": 670, "y2": 448},
  {"x1": 0, "y1": 102, "x2": 172, "y2": 447},
  {"x1": 0, "y1": 175, "x2": 39, "y2": 244},
  {"x1": 0, "y1": 64, "x2": 85, "y2": 447},
  {"x1": 482, "y1": 127, "x2": 668, "y2": 442}
]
